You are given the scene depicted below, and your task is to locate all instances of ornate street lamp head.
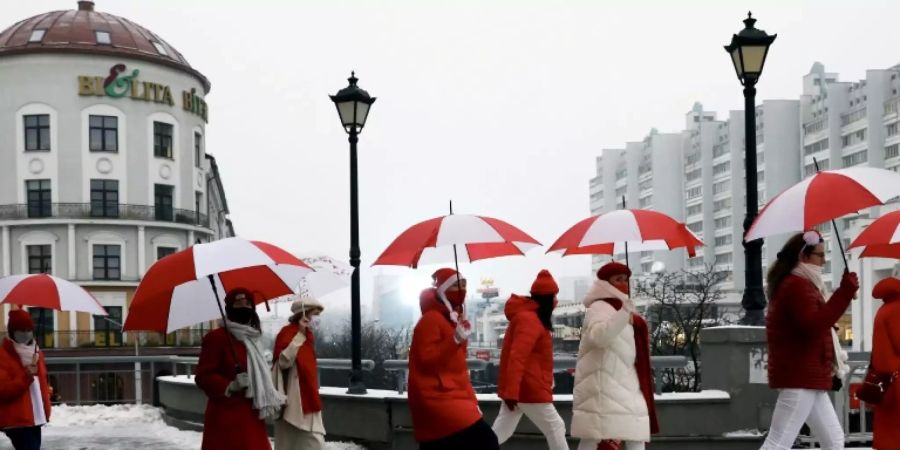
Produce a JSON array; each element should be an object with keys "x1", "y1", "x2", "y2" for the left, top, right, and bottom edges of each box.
[
  {"x1": 724, "y1": 12, "x2": 777, "y2": 86},
  {"x1": 330, "y1": 71, "x2": 376, "y2": 134}
]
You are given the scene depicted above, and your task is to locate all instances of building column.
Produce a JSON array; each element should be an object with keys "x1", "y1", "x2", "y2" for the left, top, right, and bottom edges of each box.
[
  {"x1": 67, "y1": 224, "x2": 76, "y2": 279},
  {"x1": 138, "y1": 226, "x2": 146, "y2": 277},
  {"x1": 1, "y1": 226, "x2": 10, "y2": 276},
  {"x1": 188, "y1": 230, "x2": 195, "y2": 246}
]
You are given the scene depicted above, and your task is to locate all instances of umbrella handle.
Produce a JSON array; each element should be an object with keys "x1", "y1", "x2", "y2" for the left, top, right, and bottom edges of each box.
[{"x1": 207, "y1": 275, "x2": 244, "y2": 375}]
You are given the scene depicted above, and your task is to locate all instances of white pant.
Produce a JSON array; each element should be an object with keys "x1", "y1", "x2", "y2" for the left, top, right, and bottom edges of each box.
[
  {"x1": 577, "y1": 440, "x2": 645, "y2": 450},
  {"x1": 760, "y1": 389, "x2": 844, "y2": 450},
  {"x1": 491, "y1": 402, "x2": 568, "y2": 450}
]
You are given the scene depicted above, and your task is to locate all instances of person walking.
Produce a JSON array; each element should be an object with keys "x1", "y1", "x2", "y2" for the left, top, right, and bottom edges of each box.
[
  {"x1": 870, "y1": 273, "x2": 900, "y2": 450},
  {"x1": 272, "y1": 294, "x2": 326, "y2": 450},
  {"x1": 0, "y1": 309, "x2": 51, "y2": 450},
  {"x1": 760, "y1": 230, "x2": 859, "y2": 450},
  {"x1": 571, "y1": 262, "x2": 658, "y2": 450},
  {"x1": 195, "y1": 288, "x2": 284, "y2": 450},
  {"x1": 408, "y1": 268, "x2": 499, "y2": 450},
  {"x1": 492, "y1": 269, "x2": 568, "y2": 449}
]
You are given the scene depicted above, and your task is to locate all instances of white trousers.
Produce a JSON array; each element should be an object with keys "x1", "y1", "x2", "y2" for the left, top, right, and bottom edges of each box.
[
  {"x1": 491, "y1": 402, "x2": 568, "y2": 450},
  {"x1": 760, "y1": 389, "x2": 844, "y2": 450},
  {"x1": 577, "y1": 440, "x2": 645, "y2": 450}
]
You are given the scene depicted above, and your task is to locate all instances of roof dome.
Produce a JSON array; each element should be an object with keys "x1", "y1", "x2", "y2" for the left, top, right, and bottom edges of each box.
[{"x1": 0, "y1": 1, "x2": 209, "y2": 92}]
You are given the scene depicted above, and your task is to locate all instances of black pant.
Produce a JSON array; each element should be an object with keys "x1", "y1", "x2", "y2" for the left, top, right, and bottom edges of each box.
[
  {"x1": 420, "y1": 419, "x2": 499, "y2": 450},
  {"x1": 3, "y1": 426, "x2": 42, "y2": 450}
]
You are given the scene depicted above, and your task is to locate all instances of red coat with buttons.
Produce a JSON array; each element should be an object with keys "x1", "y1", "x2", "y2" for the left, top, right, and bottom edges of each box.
[
  {"x1": 871, "y1": 277, "x2": 900, "y2": 450},
  {"x1": 766, "y1": 274, "x2": 854, "y2": 390},
  {"x1": 407, "y1": 288, "x2": 481, "y2": 442},
  {"x1": 497, "y1": 295, "x2": 554, "y2": 404},
  {"x1": 195, "y1": 328, "x2": 271, "y2": 450},
  {"x1": 0, "y1": 338, "x2": 51, "y2": 429}
]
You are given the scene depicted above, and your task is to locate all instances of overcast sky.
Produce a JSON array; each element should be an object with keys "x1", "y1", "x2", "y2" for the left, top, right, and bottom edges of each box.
[{"x1": 8, "y1": 0, "x2": 900, "y2": 312}]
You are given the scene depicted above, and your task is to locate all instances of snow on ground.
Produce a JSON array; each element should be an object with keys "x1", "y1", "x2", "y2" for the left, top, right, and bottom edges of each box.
[{"x1": 0, "y1": 404, "x2": 367, "y2": 450}]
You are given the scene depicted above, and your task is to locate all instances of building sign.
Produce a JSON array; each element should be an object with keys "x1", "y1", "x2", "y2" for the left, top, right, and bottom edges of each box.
[{"x1": 78, "y1": 64, "x2": 209, "y2": 123}]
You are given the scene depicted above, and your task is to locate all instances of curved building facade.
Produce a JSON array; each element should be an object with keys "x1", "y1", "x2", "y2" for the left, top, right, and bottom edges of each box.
[{"x1": 0, "y1": 1, "x2": 232, "y2": 351}]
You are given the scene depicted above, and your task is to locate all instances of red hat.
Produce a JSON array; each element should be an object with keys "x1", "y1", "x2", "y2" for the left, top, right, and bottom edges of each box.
[
  {"x1": 224, "y1": 288, "x2": 254, "y2": 306},
  {"x1": 432, "y1": 268, "x2": 459, "y2": 288},
  {"x1": 530, "y1": 269, "x2": 559, "y2": 295},
  {"x1": 7, "y1": 309, "x2": 34, "y2": 332},
  {"x1": 597, "y1": 262, "x2": 631, "y2": 281}
]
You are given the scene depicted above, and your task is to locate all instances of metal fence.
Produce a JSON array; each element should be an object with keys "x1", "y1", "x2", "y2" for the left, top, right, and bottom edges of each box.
[
  {"x1": 32, "y1": 330, "x2": 206, "y2": 350},
  {"x1": 0, "y1": 203, "x2": 209, "y2": 227}
]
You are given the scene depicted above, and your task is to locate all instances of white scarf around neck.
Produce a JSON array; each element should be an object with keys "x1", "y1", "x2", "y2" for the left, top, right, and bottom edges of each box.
[
  {"x1": 583, "y1": 279, "x2": 633, "y2": 310},
  {"x1": 12, "y1": 338, "x2": 38, "y2": 367},
  {"x1": 226, "y1": 321, "x2": 286, "y2": 420}
]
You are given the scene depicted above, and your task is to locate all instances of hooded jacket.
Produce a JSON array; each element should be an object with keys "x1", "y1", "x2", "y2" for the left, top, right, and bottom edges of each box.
[
  {"x1": 871, "y1": 277, "x2": 900, "y2": 450},
  {"x1": 497, "y1": 294, "x2": 555, "y2": 403},
  {"x1": 0, "y1": 338, "x2": 51, "y2": 429}
]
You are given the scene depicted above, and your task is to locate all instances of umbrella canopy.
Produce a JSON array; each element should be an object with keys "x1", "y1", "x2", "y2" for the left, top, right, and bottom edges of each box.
[
  {"x1": 373, "y1": 214, "x2": 541, "y2": 268},
  {"x1": 547, "y1": 209, "x2": 704, "y2": 257},
  {"x1": 745, "y1": 167, "x2": 900, "y2": 242},
  {"x1": 0, "y1": 274, "x2": 107, "y2": 316},
  {"x1": 123, "y1": 238, "x2": 314, "y2": 333},
  {"x1": 849, "y1": 209, "x2": 900, "y2": 259}
]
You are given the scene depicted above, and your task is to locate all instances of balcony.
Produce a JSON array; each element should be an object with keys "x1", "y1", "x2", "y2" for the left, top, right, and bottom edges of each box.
[
  {"x1": 0, "y1": 203, "x2": 210, "y2": 228},
  {"x1": 35, "y1": 329, "x2": 206, "y2": 349}
]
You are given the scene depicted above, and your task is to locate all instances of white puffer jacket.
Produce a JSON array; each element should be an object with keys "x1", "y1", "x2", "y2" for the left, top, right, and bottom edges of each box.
[{"x1": 570, "y1": 280, "x2": 649, "y2": 442}]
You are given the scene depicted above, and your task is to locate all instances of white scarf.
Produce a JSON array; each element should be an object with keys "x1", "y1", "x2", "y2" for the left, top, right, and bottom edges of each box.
[
  {"x1": 226, "y1": 321, "x2": 286, "y2": 420},
  {"x1": 791, "y1": 264, "x2": 850, "y2": 378},
  {"x1": 582, "y1": 279, "x2": 634, "y2": 310},
  {"x1": 12, "y1": 339, "x2": 38, "y2": 367}
]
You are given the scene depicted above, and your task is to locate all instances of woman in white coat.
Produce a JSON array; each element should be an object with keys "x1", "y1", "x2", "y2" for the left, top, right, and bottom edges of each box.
[{"x1": 571, "y1": 262, "x2": 658, "y2": 450}]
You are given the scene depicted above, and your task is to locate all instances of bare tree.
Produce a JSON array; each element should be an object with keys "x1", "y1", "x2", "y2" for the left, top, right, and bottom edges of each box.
[
  {"x1": 634, "y1": 264, "x2": 732, "y2": 392},
  {"x1": 316, "y1": 321, "x2": 410, "y2": 390}
]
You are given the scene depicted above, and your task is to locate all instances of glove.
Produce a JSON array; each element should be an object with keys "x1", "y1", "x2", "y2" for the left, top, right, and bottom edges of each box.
[
  {"x1": 503, "y1": 399, "x2": 518, "y2": 411},
  {"x1": 839, "y1": 271, "x2": 859, "y2": 292},
  {"x1": 454, "y1": 320, "x2": 472, "y2": 344},
  {"x1": 226, "y1": 372, "x2": 250, "y2": 395}
]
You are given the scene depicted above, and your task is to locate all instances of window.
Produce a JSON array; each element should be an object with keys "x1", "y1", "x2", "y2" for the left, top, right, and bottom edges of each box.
[
  {"x1": 713, "y1": 161, "x2": 730, "y2": 176},
  {"x1": 155, "y1": 184, "x2": 174, "y2": 221},
  {"x1": 89, "y1": 115, "x2": 118, "y2": 152},
  {"x1": 90, "y1": 180, "x2": 119, "y2": 218},
  {"x1": 686, "y1": 168, "x2": 701, "y2": 181},
  {"x1": 715, "y1": 253, "x2": 733, "y2": 265},
  {"x1": 153, "y1": 122, "x2": 174, "y2": 159},
  {"x1": 714, "y1": 198, "x2": 731, "y2": 212},
  {"x1": 639, "y1": 195, "x2": 652, "y2": 208},
  {"x1": 888, "y1": 123, "x2": 899, "y2": 137},
  {"x1": 713, "y1": 180, "x2": 729, "y2": 195},
  {"x1": 615, "y1": 186, "x2": 626, "y2": 198},
  {"x1": 715, "y1": 235, "x2": 733, "y2": 247},
  {"x1": 686, "y1": 204, "x2": 702, "y2": 216},
  {"x1": 29, "y1": 29, "x2": 46, "y2": 43},
  {"x1": 27, "y1": 245, "x2": 51, "y2": 274},
  {"x1": 24, "y1": 114, "x2": 50, "y2": 151},
  {"x1": 638, "y1": 178, "x2": 652, "y2": 191},
  {"x1": 843, "y1": 129, "x2": 867, "y2": 148},
  {"x1": 194, "y1": 132, "x2": 203, "y2": 168},
  {"x1": 685, "y1": 151, "x2": 701, "y2": 165},
  {"x1": 94, "y1": 306, "x2": 123, "y2": 347},
  {"x1": 887, "y1": 144, "x2": 900, "y2": 160},
  {"x1": 157, "y1": 247, "x2": 177, "y2": 260},
  {"x1": 687, "y1": 186, "x2": 702, "y2": 200},
  {"x1": 641, "y1": 262, "x2": 653, "y2": 273},
  {"x1": 804, "y1": 138, "x2": 829, "y2": 156},
  {"x1": 615, "y1": 168, "x2": 627, "y2": 180},
  {"x1": 195, "y1": 191, "x2": 204, "y2": 224},
  {"x1": 688, "y1": 257, "x2": 704, "y2": 268},
  {"x1": 92, "y1": 244, "x2": 121, "y2": 280},
  {"x1": 687, "y1": 221, "x2": 702, "y2": 233},
  {"x1": 95, "y1": 30, "x2": 111, "y2": 45},
  {"x1": 26, "y1": 179, "x2": 51, "y2": 218},
  {"x1": 715, "y1": 216, "x2": 732, "y2": 230},
  {"x1": 713, "y1": 143, "x2": 728, "y2": 158},
  {"x1": 805, "y1": 159, "x2": 829, "y2": 176},
  {"x1": 30, "y1": 309, "x2": 54, "y2": 348},
  {"x1": 842, "y1": 150, "x2": 868, "y2": 167},
  {"x1": 151, "y1": 41, "x2": 168, "y2": 56}
]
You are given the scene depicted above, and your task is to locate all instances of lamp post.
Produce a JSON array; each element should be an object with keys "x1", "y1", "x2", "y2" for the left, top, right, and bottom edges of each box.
[
  {"x1": 330, "y1": 72, "x2": 376, "y2": 394},
  {"x1": 725, "y1": 12, "x2": 776, "y2": 325}
]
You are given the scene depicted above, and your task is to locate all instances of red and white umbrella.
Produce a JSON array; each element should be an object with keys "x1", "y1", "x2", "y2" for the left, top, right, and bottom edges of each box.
[
  {"x1": 849, "y1": 209, "x2": 900, "y2": 259},
  {"x1": 0, "y1": 274, "x2": 107, "y2": 316},
  {"x1": 745, "y1": 167, "x2": 900, "y2": 242},
  {"x1": 373, "y1": 214, "x2": 541, "y2": 268},
  {"x1": 547, "y1": 209, "x2": 703, "y2": 257},
  {"x1": 124, "y1": 238, "x2": 314, "y2": 333}
]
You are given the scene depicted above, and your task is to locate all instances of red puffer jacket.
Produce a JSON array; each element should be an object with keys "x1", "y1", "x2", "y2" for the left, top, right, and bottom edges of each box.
[
  {"x1": 407, "y1": 288, "x2": 481, "y2": 442},
  {"x1": 766, "y1": 274, "x2": 854, "y2": 390},
  {"x1": 871, "y1": 277, "x2": 900, "y2": 450},
  {"x1": 497, "y1": 295, "x2": 554, "y2": 403},
  {"x1": 0, "y1": 338, "x2": 51, "y2": 429}
]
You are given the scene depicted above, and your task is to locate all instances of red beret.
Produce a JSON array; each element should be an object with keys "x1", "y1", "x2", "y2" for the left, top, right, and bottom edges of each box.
[
  {"x1": 7, "y1": 309, "x2": 34, "y2": 332},
  {"x1": 596, "y1": 262, "x2": 631, "y2": 281}
]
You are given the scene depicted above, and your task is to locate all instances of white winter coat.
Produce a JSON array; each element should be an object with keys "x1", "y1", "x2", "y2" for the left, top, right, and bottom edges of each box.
[{"x1": 570, "y1": 280, "x2": 650, "y2": 442}]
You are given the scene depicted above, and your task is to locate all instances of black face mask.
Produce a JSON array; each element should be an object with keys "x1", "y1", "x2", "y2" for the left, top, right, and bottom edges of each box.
[{"x1": 227, "y1": 307, "x2": 254, "y2": 325}]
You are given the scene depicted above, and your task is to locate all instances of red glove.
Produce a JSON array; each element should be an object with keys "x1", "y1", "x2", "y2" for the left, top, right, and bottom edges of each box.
[
  {"x1": 503, "y1": 399, "x2": 518, "y2": 411},
  {"x1": 840, "y1": 271, "x2": 859, "y2": 292}
]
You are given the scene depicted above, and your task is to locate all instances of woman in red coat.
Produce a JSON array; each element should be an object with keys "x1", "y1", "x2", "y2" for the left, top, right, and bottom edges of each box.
[
  {"x1": 492, "y1": 269, "x2": 567, "y2": 450},
  {"x1": 195, "y1": 288, "x2": 284, "y2": 450},
  {"x1": 407, "y1": 268, "x2": 499, "y2": 450},
  {"x1": 0, "y1": 309, "x2": 51, "y2": 450},
  {"x1": 760, "y1": 231, "x2": 859, "y2": 450},
  {"x1": 871, "y1": 275, "x2": 900, "y2": 450}
]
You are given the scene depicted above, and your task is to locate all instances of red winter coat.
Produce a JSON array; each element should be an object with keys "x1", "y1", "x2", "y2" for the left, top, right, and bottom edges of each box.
[
  {"x1": 497, "y1": 295, "x2": 554, "y2": 403},
  {"x1": 407, "y1": 288, "x2": 481, "y2": 442},
  {"x1": 195, "y1": 328, "x2": 271, "y2": 450},
  {"x1": 273, "y1": 324, "x2": 322, "y2": 414},
  {"x1": 0, "y1": 338, "x2": 51, "y2": 429},
  {"x1": 766, "y1": 274, "x2": 854, "y2": 390},
  {"x1": 871, "y1": 277, "x2": 900, "y2": 450}
]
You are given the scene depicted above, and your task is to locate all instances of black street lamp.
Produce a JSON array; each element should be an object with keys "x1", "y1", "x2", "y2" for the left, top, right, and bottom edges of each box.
[
  {"x1": 330, "y1": 72, "x2": 376, "y2": 394},
  {"x1": 725, "y1": 12, "x2": 776, "y2": 326}
]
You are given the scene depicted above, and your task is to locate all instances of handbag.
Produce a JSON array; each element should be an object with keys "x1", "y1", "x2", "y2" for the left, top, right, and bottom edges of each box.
[{"x1": 856, "y1": 365, "x2": 898, "y2": 406}]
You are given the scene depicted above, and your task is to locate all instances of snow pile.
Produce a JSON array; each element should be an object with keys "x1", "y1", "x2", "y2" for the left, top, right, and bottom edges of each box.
[
  {"x1": 722, "y1": 429, "x2": 764, "y2": 437},
  {"x1": 0, "y1": 404, "x2": 367, "y2": 450}
]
